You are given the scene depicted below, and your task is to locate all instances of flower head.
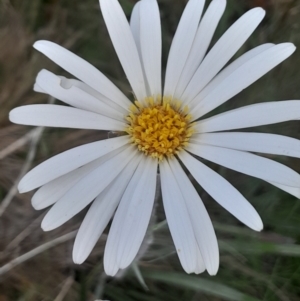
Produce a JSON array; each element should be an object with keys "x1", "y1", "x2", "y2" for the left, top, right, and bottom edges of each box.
[
  {"x1": 126, "y1": 96, "x2": 194, "y2": 160},
  {"x1": 9, "y1": 0, "x2": 300, "y2": 276}
]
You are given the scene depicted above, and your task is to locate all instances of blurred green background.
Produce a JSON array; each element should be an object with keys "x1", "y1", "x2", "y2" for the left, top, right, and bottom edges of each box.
[{"x1": 1, "y1": 0, "x2": 300, "y2": 300}]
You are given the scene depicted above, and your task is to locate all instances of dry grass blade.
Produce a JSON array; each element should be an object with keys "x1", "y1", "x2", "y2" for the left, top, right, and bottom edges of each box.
[
  {"x1": 3, "y1": 212, "x2": 45, "y2": 253},
  {"x1": 0, "y1": 96, "x2": 54, "y2": 217},
  {"x1": 0, "y1": 126, "x2": 44, "y2": 217},
  {"x1": 0, "y1": 230, "x2": 77, "y2": 277},
  {"x1": 0, "y1": 127, "x2": 42, "y2": 160},
  {"x1": 53, "y1": 276, "x2": 75, "y2": 301}
]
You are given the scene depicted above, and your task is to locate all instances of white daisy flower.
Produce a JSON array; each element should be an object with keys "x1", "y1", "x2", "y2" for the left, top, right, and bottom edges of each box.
[{"x1": 9, "y1": 0, "x2": 300, "y2": 276}]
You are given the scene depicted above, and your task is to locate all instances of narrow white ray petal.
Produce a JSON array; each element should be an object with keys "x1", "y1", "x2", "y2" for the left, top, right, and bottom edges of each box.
[
  {"x1": 191, "y1": 132, "x2": 300, "y2": 158},
  {"x1": 59, "y1": 77, "x2": 128, "y2": 115},
  {"x1": 130, "y1": 1, "x2": 151, "y2": 97},
  {"x1": 182, "y1": 8, "x2": 265, "y2": 103},
  {"x1": 73, "y1": 153, "x2": 142, "y2": 264},
  {"x1": 32, "y1": 163, "x2": 94, "y2": 210},
  {"x1": 33, "y1": 40, "x2": 131, "y2": 110},
  {"x1": 174, "y1": 0, "x2": 226, "y2": 99},
  {"x1": 100, "y1": 0, "x2": 147, "y2": 101},
  {"x1": 36, "y1": 70, "x2": 124, "y2": 121},
  {"x1": 188, "y1": 143, "x2": 300, "y2": 187},
  {"x1": 105, "y1": 156, "x2": 157, "y2": 275},
  {"x1": 164, "y1": 0, "x2": 205, "y2": 97},
  {"x1": 270, "y1": 183, "x2": 300, "y2": 199},
  {"x1": 18, "y1": 136, "x2": 129, "y2": 193},
  {"x1": 179, "y1": 151, "x2": 263, "y2": 231},
  {"x1": 194, "y1": 247, "x2": 206, "y2": 274},
  {"x1": 116, "y1": 156, "x2": 158, "y2": 269},
  {"x1": 190, "y1": 43, "x2": 274, "y2": 108},
  {"x1": 41, "y1": 145, "x2": 137, "y2": 231},
  {"x1": 140, "y1": 0, "x2": 162, "y2": 96},
  {"x1": 160, "y1": 159, "x2": 197, "y2": 274},
  {"x1": 9, "y1": 105, "x2": 126, "y2": 131},
  {"x1": 169, "y1": 158, "x2": 219, "y2": 275},
  {"x1": 104, "y1": 155, "x2": 148, "y2": 276},
  {"x1": 130, "y1": 1, "x2": 141, "y2": 53},
  {"x1": 33, "y1": 82, "x2": 45, "y2": 93},
  {"x1": 191, "y1": 43, "x2": 296, "y2": 119},
  {"x1": 194, "y1": 100, "x2": 300, "y2": 133},
  {"x1": 31, "y1": 148, "x2": 122, "y2": 210}
]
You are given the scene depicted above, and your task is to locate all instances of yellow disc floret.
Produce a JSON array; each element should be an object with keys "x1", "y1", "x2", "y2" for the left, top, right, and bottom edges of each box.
[{"x1": 126, "y1": 96, "x2": 194, "y2": 160}]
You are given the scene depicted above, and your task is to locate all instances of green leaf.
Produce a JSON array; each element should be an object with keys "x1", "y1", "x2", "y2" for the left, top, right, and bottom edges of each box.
[
  {"x1": 144, "y1": 271, "x2": 260, "y2": 301},
  {"x1": 220, "y1": 240, "x2": 300, "y2": 256}
]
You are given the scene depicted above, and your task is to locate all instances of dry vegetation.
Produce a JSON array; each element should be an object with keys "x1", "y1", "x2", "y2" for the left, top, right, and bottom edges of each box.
[{"x1": 1, "y1": 0, "x2": 300, "y2": 300}]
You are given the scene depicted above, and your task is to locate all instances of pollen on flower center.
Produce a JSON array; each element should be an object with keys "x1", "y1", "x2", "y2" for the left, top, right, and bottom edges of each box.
[{"x1": 125, "y1": 96, "x2": 194, "y2": 160}]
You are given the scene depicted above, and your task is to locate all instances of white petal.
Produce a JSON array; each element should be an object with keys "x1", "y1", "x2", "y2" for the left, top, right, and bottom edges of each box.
[
  {"x1": 179, "y1": 150, "x2": 263, "y2": 231},
  {"x1": 104, "y1": 156, "x2": 157, "y2": 276},
  {"x1": 36, "y1": 69, "x2": 124, "y2": 121},
  {"x1": 100, "y1": 0, "x2": 147, "y2": 101},
  {"x1": 188, "y1": 143, "x2": 300, "y2": 187},
  {"x1": 194, "y1": 100, "x2": 300, "y2": 133},
  {"x1": 194, "y1": 248, "x2": 206, "y2": 274},
  {"x1": 190, "y1": 43, "x2": 296, "y2": 119},
  {"x1": 174, "y1": 0, "x2": 226, "y2": 99},
  {"x1": 18, "y1": 136, "x2": 129, "y2": 193},
  {"x1": 60, "y1": 78, "x2": 128, "y2": 115},
  {"x1": 33, "y1": 82, "x2": 45, "y2": 93},
  {"x1": 33, "y1": 40, "x2": 131, "y2": 110},
  {"x1": 270, "y1": 183, "x2": 300, "y2": 199},
  {"x1": 117, "y1": 157, "x2": 158, "y2": 269},
  {"x1": 41, "y1": 145, "x2": 137, "y2": 231},
  {"x1": 191, "y1": 132, "x2": 300, "y2": 158},
  {"x1": 9, "y1": 105, "x2": 126, "y2": 131},
  {"x1": 190, "y1": 43, "x2": 274, "y2": 108},
  {"x1": 160, "y1": 159, "x2": 197, "y2": 273},
  {"x1": 31, "y1": 148, "x2": 122, "y2": 210},
  {"x1": 130, "y1": 2, "x2": 141, "y2": 53},
  {"x1": 182, "y1": 8, "x2": 266, "y2": 103},
  {"x1": 169, "y1": 158, "x2": 219, "y2": 275},
  {"x1": 73, "y1": 153, "x2": 142, "y2": 264},
  {"x1": 140, "y1": 0, "x2": 162, "y2": 96},
  {"x1": 130, "y1": 1, "x2": 151, "y2": 97},
  {"x1": 49, "y1": 73, "x2": 127, "y2": 114},
  {"x1": 164, "y1": 0, "x2": 205, "y2": 97}
]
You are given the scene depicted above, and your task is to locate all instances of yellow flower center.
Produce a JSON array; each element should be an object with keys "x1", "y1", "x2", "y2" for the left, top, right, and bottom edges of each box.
[{"x1": 126, "y1": 96, "x2": 194, "y2": 160}]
